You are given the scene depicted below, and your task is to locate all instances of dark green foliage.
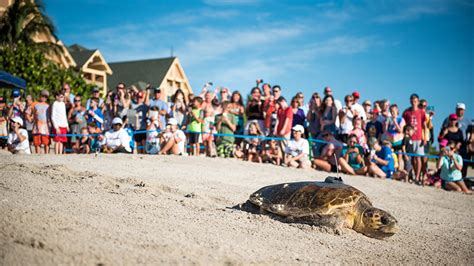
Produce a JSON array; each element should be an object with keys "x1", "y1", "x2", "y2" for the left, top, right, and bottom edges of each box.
[
  {"x1": 0, "y1": 43, "x2": 93, "y2": 99},
  {"x1": 0, "y1": 0, "x2": 93, "y2": 99}
]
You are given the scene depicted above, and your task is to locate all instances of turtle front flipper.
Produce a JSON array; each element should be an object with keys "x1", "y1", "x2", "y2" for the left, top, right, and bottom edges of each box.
[{"x1": 290, "y1": 213, "x2": 347, "y2": 235}]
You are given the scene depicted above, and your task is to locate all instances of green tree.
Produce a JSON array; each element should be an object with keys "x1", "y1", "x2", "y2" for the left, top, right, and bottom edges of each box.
[
  {"x1": 0, "y1": 43, "x2": 93, "y2": 99},
  {"x1": 0, "y1": 0, "x2": 62, "y2": 56}
]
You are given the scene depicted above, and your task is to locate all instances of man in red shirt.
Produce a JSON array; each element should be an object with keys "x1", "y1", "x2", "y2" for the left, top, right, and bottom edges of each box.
[
  {"x1": 263, "y1": 85, "x2": 281, "y2": 135},
  {"x1": 274, "y1": 96, "x2": 293, "y2": 159},
  {"x1": 274, "y1": 96, "x2": 293, "y2": 139},
  {"x1": 402, "y1": 93, "x2": 427, "y2": 184}
]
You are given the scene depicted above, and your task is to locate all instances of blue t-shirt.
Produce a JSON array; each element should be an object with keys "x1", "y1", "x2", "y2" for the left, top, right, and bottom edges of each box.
[
  {"x1": 375, "y1": 146, "x2": 395, "y2": 176},
  {"x1": 87, "y1": 108, "x2": 104, "y2": 129}
]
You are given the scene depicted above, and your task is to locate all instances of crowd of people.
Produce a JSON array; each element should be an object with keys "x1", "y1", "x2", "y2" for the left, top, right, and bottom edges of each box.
[{"x1": 1, "y1": 80, "x2": 472, "y2": 193}]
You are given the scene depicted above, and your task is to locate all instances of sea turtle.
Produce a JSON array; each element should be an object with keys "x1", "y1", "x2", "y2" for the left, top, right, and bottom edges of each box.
[{"x1": 248, "y1": 177, "x2": 399, "y2": 239}]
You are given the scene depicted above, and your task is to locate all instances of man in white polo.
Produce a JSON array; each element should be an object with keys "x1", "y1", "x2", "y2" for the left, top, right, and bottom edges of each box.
[
  {"x1": 100, "y1": 117, "x2": 132, "y2": 153},
  {"x1": 285, "y1": 124, "x2": 311, "y2": 169}
]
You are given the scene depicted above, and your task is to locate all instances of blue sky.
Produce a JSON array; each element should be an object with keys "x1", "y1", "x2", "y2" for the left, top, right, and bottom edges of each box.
[{"x1": 45, "y1": 0, "x2": 473, "y2": 133}]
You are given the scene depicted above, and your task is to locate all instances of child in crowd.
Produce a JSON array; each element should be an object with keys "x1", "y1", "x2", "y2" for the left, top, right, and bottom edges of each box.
[
  {"x1": 7, "y1": 117, "x2": 31, "y2": 154},
  {"x1": 86, "y1": 97, "x2": 104, "y2": 130},
  {"x1": 245, "y1": 121, "x2": 263, "y2": 163},
  {"x1": 188, "y1": 96, "x2": 203, "y2": 156},
  {"x1": 73, "y1": 127, "x2": 91, "y2": 154},
  {"x1": 202, "y1": 107, "x2": 216, "y2": 157},
  {"x1": 338, "y1": 134, "x2": 367, "y2": 175},
  {"x1": 32, "y1": 89, "x2": 50, "y2": 154},
  {"x1": 145, "y1": 107, "x2": 162, "y2": 154},
  {"x1": 366, "y1": 109, "x2": 383, "y2": 141},
  {"x1": 401, "y1": 125, "x2": 414, "y2": 181},
  {"x1": 349, "y1": 115, "x2": 367, "y2": 149},
  {"x1": 366, "y1": 139, "x2": 395, "y2": 179},
  {"x1": 216, "y1": 101, "x2": 237, "y2": 158},
  {"x1": 384, "y1": 104, "x2": 406, "y2": 169},
  {"x1": 87, "y1": 122, "x2": 101, "y2": 153},
  {"x1": 437, "y1": 141, "x2": 471, "y2": 193},
  {"x1": 262, "y1": 138, "x2": 283, "y2": 165}
]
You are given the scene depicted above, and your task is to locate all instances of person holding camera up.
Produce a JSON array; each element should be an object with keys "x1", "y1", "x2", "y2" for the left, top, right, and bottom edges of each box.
[
  {"x1": 437, "y1": 141, "x2": 471, "y2": 193},
  {"x1": 7, "y1": 117, "x2": 31, "y2": 154}
]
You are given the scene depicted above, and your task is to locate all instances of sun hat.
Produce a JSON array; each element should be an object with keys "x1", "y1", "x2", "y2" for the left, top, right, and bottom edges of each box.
[
  {"x1": 292, "y1": 124, "x2": 304, "y2": 133},
  {"x1": 167, "y1": 118, "x2": 178, "y2": 126},
  {"x1": 92, "y1": 87, "x2": 100, "y2": 93},
  {"x1": 456, "y1": 103, "x2": 465, "y2": 110},
  {"x1": 449, "y1": 113, "x2": 458, "y2": 120},
  {"x1": 363, "y1": 100, "x2": 371, "y2": 106},
  {"x1": 10, "y1": 116, "x2": 23, "y2": 126},
  {"x1": 352, "y1": 91, "x2": 360, "y2": 98},
  {"x1": 112, "y1": 117, "x2": 123, "y2": 125}
]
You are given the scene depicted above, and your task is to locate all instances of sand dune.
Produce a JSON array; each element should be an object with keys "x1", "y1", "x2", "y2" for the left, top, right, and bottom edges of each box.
[{"x1": 0, "y1": 153, "x2": 473, "y2": 265}]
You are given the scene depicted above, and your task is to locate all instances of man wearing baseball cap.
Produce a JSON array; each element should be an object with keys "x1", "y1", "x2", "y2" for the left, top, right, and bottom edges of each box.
[
  {"x1": 284, "y1": 124, "x2": 311, "y2": 169},
  {"x1": 7, "y1": 117, "x2": 31, "y2": 154},
  {"x1": 100, "y1": 117, "x2": 131, "y2": 153},
  {"x1": 351, "y1": 91, "x2": 367, "y2": 121},
  {"x1": 442, "y1": 103, "x2": 470, "y2": 139},
  {"x1": 86, "y1": 87, "x2": 104, "y2": 110}
]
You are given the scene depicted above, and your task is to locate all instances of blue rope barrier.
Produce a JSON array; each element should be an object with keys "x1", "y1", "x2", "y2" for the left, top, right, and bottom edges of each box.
[{"x1": 4, "y1": 128, "x2": 474, "y2": 163}]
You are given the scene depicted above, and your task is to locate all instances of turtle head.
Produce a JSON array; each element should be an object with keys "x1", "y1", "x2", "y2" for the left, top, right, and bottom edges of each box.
[{"x1": 355, "y1": 207, "x2": 399, "y2": 239}]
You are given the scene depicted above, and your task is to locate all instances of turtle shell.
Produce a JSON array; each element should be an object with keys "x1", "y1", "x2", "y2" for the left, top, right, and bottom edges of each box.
[{"x1": 249, "y1": 181, "x2": 372, "y2": 217}]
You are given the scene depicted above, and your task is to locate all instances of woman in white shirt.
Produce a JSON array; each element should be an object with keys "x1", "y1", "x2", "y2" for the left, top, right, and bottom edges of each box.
[
  {"x1": 285, "y1": 125, "x2": 311, "y2": 169},
  {"x1": 7, "y1": 117, "x2": 31, "y2": 154}
]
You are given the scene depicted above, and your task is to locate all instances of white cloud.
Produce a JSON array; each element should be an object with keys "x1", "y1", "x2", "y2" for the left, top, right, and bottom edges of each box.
[
  {"x1": 374, "y1": 5, "x2": 446, "y2": 23},
  {"x1": 176, "y1": 25, "x2": 305, "y2": 65}
]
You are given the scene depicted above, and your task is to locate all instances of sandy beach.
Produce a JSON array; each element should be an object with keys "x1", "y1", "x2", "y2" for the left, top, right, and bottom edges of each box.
[{"x1": 0, "y1": 152, "x2": 473, "y2": 265}]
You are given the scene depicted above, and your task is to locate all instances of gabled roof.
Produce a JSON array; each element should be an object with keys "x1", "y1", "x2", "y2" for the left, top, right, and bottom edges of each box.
[
  {"x1": 68, "y1": 44, "x2": 89, "y2": 52},
  {"x1": 69, "y1": 49, "x2": 96, "y2": 67},
  {"x1": 108, "y1": 57, "x2": 176, "y2": 90},
  {"x1": 67, "y1": 44, "x2": 112, "y2": 74}
]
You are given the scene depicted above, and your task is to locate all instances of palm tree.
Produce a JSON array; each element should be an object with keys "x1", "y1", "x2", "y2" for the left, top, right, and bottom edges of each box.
[{"x1": 0, "y1": 0, "x2": 62, "y2": 56}]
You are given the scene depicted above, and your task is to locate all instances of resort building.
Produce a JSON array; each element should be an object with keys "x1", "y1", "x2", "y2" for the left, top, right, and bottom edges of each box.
[
  {"x1": 68, "y1": 44, "x2": 113, "y2": 96},
  {"x1": 108, "y1": 57, "x2": 193, "y2": 101}
]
